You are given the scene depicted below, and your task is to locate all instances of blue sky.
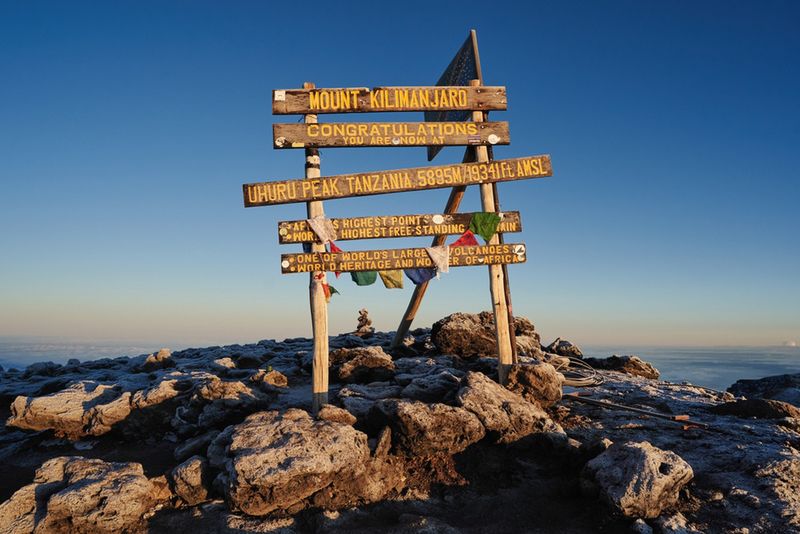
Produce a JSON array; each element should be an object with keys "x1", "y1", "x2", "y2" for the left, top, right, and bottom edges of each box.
[{"x1": 0, "y1": 1, "x2": 798, "y2": 347}]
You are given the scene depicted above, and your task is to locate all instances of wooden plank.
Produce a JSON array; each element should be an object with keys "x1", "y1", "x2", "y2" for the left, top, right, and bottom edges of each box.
[
  {"x1": 280, "y1": 243, "x2": 527, "y2": 274},
  {"x1": 273, "y1": 121, "x2": 509, "y2": 149},
  {"x1": 301, "y1": 82, "x2": 329, "y2": 415},
  {"x1": 471, "y1": 80, "x2": 513, "y2": 385},
  {"x1": 243, "y1": 154, "x2": 551, "y2": 207},
  {"x1": 278, "y1": 211, "x2": 522, "y2": 244},
  {"x1": 272, "y1": 86, "x2": 507, "y2": 114}
]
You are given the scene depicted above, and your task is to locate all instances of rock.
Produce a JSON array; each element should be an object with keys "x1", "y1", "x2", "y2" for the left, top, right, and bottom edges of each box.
[
  {"x1": 545, "y1": 337, "x2": 584, "y2": 359},
  {"x1": 213, "y1": 357, "x2": 236, "y2": 370},
  {"x1": 318, "y1": 404, "x2": 357, "y2": 426},
  {"x1": 333, "y1": 346, "x2": 396, "y2": 383},
  {"x1": 505, "y1": 362, "x2": 564, "y2": 408},
  {"x1": 581, "y1": 441, "x2": 693, "y2": 519},
  {"x1": 456, "y1": 371, "x2": 561, "y2": 443},
  {"x1": 190, "y1": 375, "x2": 274, "y2": 429},
  {"x1": 653, "y1": 512, "x2": 703, "y2": 533},
  {"x1": 8, "y1": 381, "x2": 129, "y2": 439},
  {"x1": 631, "y1": 518, "x2": 654, "y2": 534},
  {"x1": 170, "y1": 455, "x2": 210, "y2": 505},
  {"x1": 584, "y1": 355, "x2": 660, "y2": 380},
  {"x1": 430, "y1": 312, "x2": 542, "y2": 359},
  {"x1": 372, "y1": 399, "x2": 485, "y2": 455},
  {"x1": 728, "y1": 373, "x2": 800, "y2": 404},
  {"x1": 141, "y1": 348, "x2": 174, "y2": 371},
  {"x1": 771, "y1": 387, "x2": 800, "y2": 406},
  {"x1": 212, "y1": 409, "x2": 371, "y2": 516},
  {"x1": 709, "y1": 398, "x2": 800, "y2": 419},
  {"x1": 400, "y1": 370, "x2": 462, "y2": 403},
  {"x1": 22, "y1": 361, "x2": 62, "y2": 378},
  {"x1": 233, "y1": 353, "x2": 262, "y2": 369},
  {"x1": 251, "y1": 368, "x2": 289, "y2": 389},
  {"x1": 337, "y1": 383, "x2": 404, "y2": 422},
  {"x1": 174, "y1": 429, "x2": 221, "y2": 461},
  {"x1": 0, "y1": 456, "x2": 162, "y2": 533}
]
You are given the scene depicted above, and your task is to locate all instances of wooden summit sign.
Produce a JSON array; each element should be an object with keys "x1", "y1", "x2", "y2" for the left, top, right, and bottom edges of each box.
[
  {"x1": 273, "y1": 121, "x2": 509, "y2": 148},
  {"x1": 281, "y1": 243, "x2": 526, "y2": 273},
  {"x1": 278, "y1": 211, "x2": 522, "y2": 244},
  {"x1": 244, "y1": 155, "x2": 551, "y2": 206},
  {"x1": 241, "y1": 32, "x2": 554, "y2": 413},
  {"x1": 273, "y1": 86, "x2": 507, "y2": 114}
]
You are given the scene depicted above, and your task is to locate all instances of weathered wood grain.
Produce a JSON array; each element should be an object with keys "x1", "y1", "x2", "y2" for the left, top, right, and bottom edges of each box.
[
  {"x1": 272, "y1": 86, "x2": 506, "y2": 114},
  {"x1": 273, "y1": 121, "x2": 509, "y2": 149},
  {"x1": 301, "y1": 82, "x2": 329, "y2": 414},
  {"x1": 471, "y1": 79, "x2": 513, "y2": 384},
  {"x1": 280, "y1": 243, "x2": 527, "y2": 274},
  {"x1": 278, "y1": 211, "x2": 522, "y2": 244},
  {"x1": 243, "y1": 154, "x2": 551, "y2": 207}
]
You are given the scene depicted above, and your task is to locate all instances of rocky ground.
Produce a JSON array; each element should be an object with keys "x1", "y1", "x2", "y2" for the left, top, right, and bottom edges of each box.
[{"x1": 0, "y1": 311, "x2": 798, "y2": 533}]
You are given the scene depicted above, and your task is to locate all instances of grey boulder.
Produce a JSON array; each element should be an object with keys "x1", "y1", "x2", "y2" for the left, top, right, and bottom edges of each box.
[{"x1": 581, "y1": 441, "x2": 693, "y2": 519}]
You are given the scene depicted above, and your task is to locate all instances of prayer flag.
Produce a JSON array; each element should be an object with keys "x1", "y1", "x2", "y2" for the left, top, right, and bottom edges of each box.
[
  {"x1": 404, "y1": 268, "x2": 436, "y2": 285},
  {"x1": 425, "y1": 245, "x2": 450, "y2": 273},
  {"x1": 351, "y1": 271, "x2": 378, "y2": 286},
  {"x1": 451, "y1": 229, "x2": 479, "y2": 247},
  {"x1": 307, "y1": 216, "x2": 337, "y2": 244},
  {"x1": 379, "y1": 270, "x2": 404, "y2": 289},
  {"x1": 470, "y1": 212, "x2": 502, "y2": 242}
]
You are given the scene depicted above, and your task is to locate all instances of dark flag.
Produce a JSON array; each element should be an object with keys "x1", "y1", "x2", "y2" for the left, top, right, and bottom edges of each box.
[{"x1": 426, "y1": 30, "x2": 482, "y2": 161}]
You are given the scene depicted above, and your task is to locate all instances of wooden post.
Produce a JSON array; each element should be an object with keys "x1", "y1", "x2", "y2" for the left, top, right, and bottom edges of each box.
[
  {"x1": 492, "y1": 177, "x2": 519, "y2": 365},
  {"x1": 303, "y1": 82, "x2": 329, "y2": 414},
  {"x1": 470, "y1": 79, "x2": 513, "y2": 383}
]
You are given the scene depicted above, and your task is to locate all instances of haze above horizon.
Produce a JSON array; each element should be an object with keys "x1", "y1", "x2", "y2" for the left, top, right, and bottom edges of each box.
[{"x1": 1, "y1": 1, "x2": 798, "y2": 348}]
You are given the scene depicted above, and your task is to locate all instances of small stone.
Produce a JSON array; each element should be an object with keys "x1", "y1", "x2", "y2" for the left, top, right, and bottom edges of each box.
[
  {"x1": 583, "y1": 355, "x2": 660, "y2": 379},
  {"x1": 334, "y1": 346, "x2": 396, "y2": 383},
  {"x1": 170, "y1": 455, "x2": 210, "y2": 505},
  {"x1": 457, "y1": 371, "x2": 561, "y2": 444},
  {"x1": 545, "y1": 337, "x2": 584, "y2": 359},
  {"x1": 317, "y1": 404, "x2": 357, "y2": 426},
  {"x1": 505, "y1": 361, "x2": 564, "y2": 408},
  {"x1": 581, "y1": 441, "x2": 693, "y2": 519}
]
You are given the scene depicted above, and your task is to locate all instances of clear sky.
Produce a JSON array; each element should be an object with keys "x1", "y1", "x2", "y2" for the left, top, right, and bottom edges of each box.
[{"x1": 1, "y1": 1, "x2": 798, "y2": 348}]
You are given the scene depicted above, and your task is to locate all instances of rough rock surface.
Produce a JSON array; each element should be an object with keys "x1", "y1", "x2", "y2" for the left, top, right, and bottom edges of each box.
[
  {"x1": 317, "y1": 404, "x2": 357, "y2": 426},
  {"x1": 581, "y1": 441, "x2": 694, "y2": 519},
  {"x1": 709, "y1": 398, "x2": 800, "y2": 419},
  {"x1": 0, "y1": 456, "x2": 163, "y2": 533},
  {"x1": 170, "y1": 455, "x2": 210, "y2": 505},
  {"x1": 8, "y1": 381, "x2": 129, "y2": 439},
  {"x1": 0, "y1": 321, "x2": 798, "y2": 533},
  {"x1": 457, "y1": 371, "x2": 562, "y2": 443},
  {"x1": 728, "y1": 372, "x2": 800, "y2": 406},
  {"x1": 250, "y1": 368, "x2": 289, "y2": 389},
  {"x1": 372, "y1": 399, "x2": 485, "y2": 455},
  {"x1": 583, "y1": 355, "x2": 660, "y2": 379},
  {"x1": 545, "y1": 337, "x2": 584, "y2": 359},
  {"x1": 141, "y1": 348, "x2": 175, "y2": 372},
  {"x1": 210, "y1": 409, "x2": 371, "y2": 516},
  {"x1": 505, "y1": 362, "x2": 564, "y2": 408},
  {"x1": 333, "y1": 346, "x2": 396, "y2": 383},
  {"x1": 430, "y1": 311, "x2": 541, "y2": 358}
]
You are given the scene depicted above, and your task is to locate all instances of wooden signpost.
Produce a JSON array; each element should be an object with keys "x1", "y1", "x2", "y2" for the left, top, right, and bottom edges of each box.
[
  {"x1": 281, "y1": 244, "x2": 527, "y2": 273},
  {"x1": 273, "y1": 121, "x2": 510, "y2": 149},
  {"x1": 273, "y1": 86, "x2": 507, "y2": 115},
  {"x1": 278, "y1": 211, "x2": 522, "y2": 244},
  {"x1": 242, "y1": 31, "x2": 553, "y2": 413},
  {"x1": 244, "y1": 154, "x2": 551, "y2": 206}
]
